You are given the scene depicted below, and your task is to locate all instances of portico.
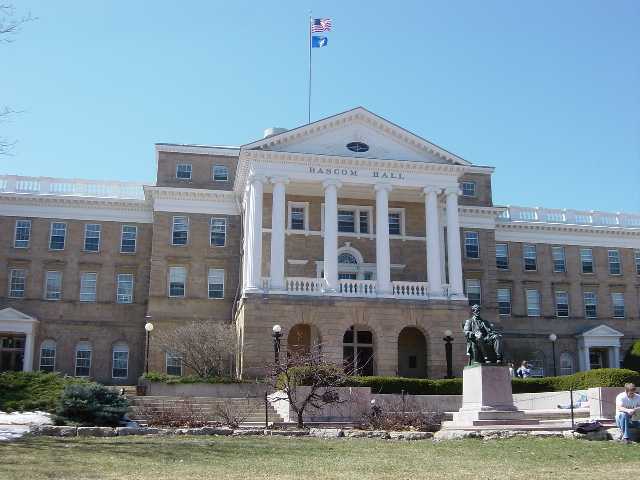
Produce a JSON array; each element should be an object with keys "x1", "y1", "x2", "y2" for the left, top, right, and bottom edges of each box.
[{"x1": 0, "y1": 307, "x2": 39, "y2": 372}]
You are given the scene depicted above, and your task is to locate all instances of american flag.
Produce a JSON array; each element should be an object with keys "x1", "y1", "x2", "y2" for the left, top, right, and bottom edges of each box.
[{"x1": 311, "y1": 18, "x2": 332, "y2": 33}]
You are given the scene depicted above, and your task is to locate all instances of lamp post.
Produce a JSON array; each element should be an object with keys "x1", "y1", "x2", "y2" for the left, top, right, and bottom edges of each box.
[
  {"x1": 144, "y1": 316, "x2": 154, "y2": 374},
  {"x1": 549, "y1": 333, "x2": 558, "y2": 377},
  {"x1": 443, "y1": 329, "x2": 454, "y2": 379},
  {"x1": 272, "y1": 324, "x2": 282, "y2": 364}
]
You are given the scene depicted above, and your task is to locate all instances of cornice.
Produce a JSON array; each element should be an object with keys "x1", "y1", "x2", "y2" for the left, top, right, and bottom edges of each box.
[
  {"x1": 0, "y1": 193, "x2": 150, "y2": 212},
  {"x1": 155, "y1": 144, "x2": 240, "y2": 157},
  {"x1": 496, "y1": 221, "x2": 640, "y2": 237},
  {"x1": 144, "y1": 186, "x2": 237, "y2": 203}
]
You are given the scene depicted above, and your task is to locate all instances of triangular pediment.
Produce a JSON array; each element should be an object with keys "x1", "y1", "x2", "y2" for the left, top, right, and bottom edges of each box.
[
  {"x1": 578, "y1": 324, "x2": 624, "y2": 338},
  {"x1": 0, "y1": 307, "x2": 38, "y2": 322},
  {"x1": 242, "y1": 107, "x2": 471, "y2": 165}
]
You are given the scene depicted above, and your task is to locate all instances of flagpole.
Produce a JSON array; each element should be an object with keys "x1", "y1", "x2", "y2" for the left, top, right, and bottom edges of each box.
[{"x1": 308, "y1": 12, "x2": 312, "y2": 124}]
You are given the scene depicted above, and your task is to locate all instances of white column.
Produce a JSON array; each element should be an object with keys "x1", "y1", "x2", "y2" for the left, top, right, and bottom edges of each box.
[
  {"x1": 444, "y1": 186, "x2": 464, "y2": 297},
  {"x1": 23, "y1": 332, "x2": 35, "y2": 372},
  {"x1": 245, "y1": 175, "x2": 265, "y2": 292},
  {"x1": 423, "y1": 186, "x2": 443, "y2": 296},
  {"x1": 269, "y1": 176, "x2": 288, "y2": 291},
  {"x1": 241, "y1": 186, "x2": 251, "y2": 292},
  {"x1": 375, "y1": 183, "x2": 392, "y2": 294},
  {"x1": 322, "y1": 179, "x2": 342, "y2": 292}
]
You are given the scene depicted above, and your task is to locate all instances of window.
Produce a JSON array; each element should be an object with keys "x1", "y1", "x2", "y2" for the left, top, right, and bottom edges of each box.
[
  {"x1": 343, "y1": 326, "x2": 374, "y2": 376},
  {"x1": 359, "y1": 211, "x2": 369, "y2": 234},
  {"x1": 346, "y1": 142, "x2": 369, "y2": 153},
  {"x1": 523, "y1": 244, "x2": 537, "y2": 271},
  {"x1": 526, "y1": 289, "x2": 540, "y2": 316},
  {"x1": 116, "y1": 273, "x2": 134, "y2": 304},
  {"x1": 560, "y1": 352, "x2": 574, "y2": 376},
  {"x1": 209, "y1": 218, "x2": 226, "y2": 247},
  {"x1": 166, "y1": 352, "x2": 182, "y2": 376},
  {"x1": 208, "y1": 268, "x2": 224, "y2": 299},
  {"x1": 552, "y1": 246, "x2": 566, "y2": 273},
  {"x1": 583, "y1": 291, "x2": 597, "y2": 318},
  {"x1": 8, "y1": 269, "x2": 26, "y2": 298},
  {"x1": 338, "y1": 210, "x2": 355, "y2": 233},
  {"x1": 465, "y1": 279, "x2": 481, "y2": 306},
  {"x1": 497, "y1": 288, "x2": 511, "y2": 315},
  {"x1": 555, "y1": 291, "x2": 569, "y2": 317},
  {"x1": 45, "y1": 271, "x2": 62, "y2": 300},
  {"x1": 213, "y1": 165, "x2": 229, "y2": 181},
  {"x1": 75, "y1": 342, "x2": 92, "y2": 377},
  {"x1": 636, "y1": 250, "x2": 640, "y2": 275},
  {"x1": 83, "y1": 224, "x2": 101, "y2": 252},
  {"x1": 14, "y1": 220, "x2": 31, "y2": 248},
  {"x1": 120, "y1": 225, "x2": 137, "y2": 253},
  {"x1": 176, "y1": 163, "x2": 192, "y2": 179},
  {"x1": 169, "y1": 266, "x2": 186, "y2": 297},
  {"x1": 39, "y1": 340, "x2": 56, "y2": 372},
  {"x1": 580, "y1": 248, "x2": 594, "y2": 273},
  {"x1": 612, "y1": 292, "x2": 625, "y2": 318},
  {"x1": 79, "y1": 272, "x2": 97, "y2": 302},
  {"x1": 608, "y1": 249, "x2": 621, "y2": 275},
  {"x1": 464, "y1": 232, "x2": 479, "y2": 259},
  {"x1": 388, "y1": 211, "x2": 403, "y2": 235},
  {"x1": 289, "y1": 203, "x2": 307, "y2": 231},
  {"x1": 462, "y1": 181, "x2": 476, "y2": 197},
  {"x1": 112, "y1": 343, "x2": 129, "y2": 379},
  {"x1": 172, "y1": 216, "x2": 189, "y2": 246},
  {"x1": 49, "y1": 222, "x2": 67, "y2": 250},
  {"x1": 495, "y1": 243, "x2": 509, "y2": 270}
]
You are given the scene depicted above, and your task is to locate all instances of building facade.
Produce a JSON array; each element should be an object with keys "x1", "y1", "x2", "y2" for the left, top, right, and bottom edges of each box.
[{"x1": 1, "y1": 107, "x2": 638, "y2": 383}]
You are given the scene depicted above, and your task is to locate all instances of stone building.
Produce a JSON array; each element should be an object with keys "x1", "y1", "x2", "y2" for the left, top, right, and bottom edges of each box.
[{"x1": 0, "y1": 107, "x2": 638, "y2": 383}]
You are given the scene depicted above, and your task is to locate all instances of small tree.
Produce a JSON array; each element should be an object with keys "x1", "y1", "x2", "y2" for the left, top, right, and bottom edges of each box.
[
  {"x1": 155, "y1": 320, "x2": 235, "y2": 378},
  {"x1": 268, "y1": 346, "x2": 348, "y2": 429},
  {"x1": 623, "y1": 340, "x2": 640, "y2": 372}
]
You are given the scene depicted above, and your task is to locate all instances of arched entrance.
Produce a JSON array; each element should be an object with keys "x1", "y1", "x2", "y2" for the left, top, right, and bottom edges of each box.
[
  {"x1": 287, "y1": 324, "x2": 321, "y2": 358},
  {"x1": 343, "y1": 326, "x2": 375, "y2": 376},
  {"x1": 397, "y1": 327, "x2": 427, "y2": 378}
]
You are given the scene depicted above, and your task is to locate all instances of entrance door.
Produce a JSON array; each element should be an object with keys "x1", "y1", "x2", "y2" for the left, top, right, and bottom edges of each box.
[
  {"x1": 589, "y1": 348, "x2": 608, "y2": 370},
  {"x1": 0, "y1": 335, "x2": 25, "y2": 372}
]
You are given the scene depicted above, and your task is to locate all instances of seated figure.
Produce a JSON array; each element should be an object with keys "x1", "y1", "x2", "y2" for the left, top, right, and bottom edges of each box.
[{"x1": 463, "y1": 304, "x2": 503, "y2": 364}]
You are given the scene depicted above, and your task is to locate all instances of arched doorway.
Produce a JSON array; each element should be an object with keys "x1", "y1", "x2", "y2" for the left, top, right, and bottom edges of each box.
[
  {"x1": 397, "y1": 327, "x2": 427, "y2": 378},
  {"x1": 287, "y1": 324, "x2": 321, "y2": 358},
  {"x1": 343, "y1": 326, "x2": 374, "y2": 376}
]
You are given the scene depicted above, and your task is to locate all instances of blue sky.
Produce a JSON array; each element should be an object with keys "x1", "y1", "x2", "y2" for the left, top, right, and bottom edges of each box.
[{"x1": 2, "y1": 0, "x2": 638, "y2": 212}]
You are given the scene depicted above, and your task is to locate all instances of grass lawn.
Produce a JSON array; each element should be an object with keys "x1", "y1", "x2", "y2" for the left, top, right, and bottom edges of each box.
[{"x1": 1, "y1": 435, "x2": 638, "y2": 480}]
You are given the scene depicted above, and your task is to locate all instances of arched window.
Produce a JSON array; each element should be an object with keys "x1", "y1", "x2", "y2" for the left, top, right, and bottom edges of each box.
[
  {"x1": 112, "y1": 343, "x2": 129, "y2": 379},
  {"x1": 560, "y1": 352, "x2": 574, "y2": 376},
  {"x1": 75, "y1": 342, "x2": 92, "y2": 377},
  {"x1": 338, "y1": 253, "x2": 358, "y2": 264},
  {"x1": 39, "y1": 340, "x2": 56, "y2": 372},
  {"x1": 343, "y1": 326, "x2": 374, "y2": 376}
]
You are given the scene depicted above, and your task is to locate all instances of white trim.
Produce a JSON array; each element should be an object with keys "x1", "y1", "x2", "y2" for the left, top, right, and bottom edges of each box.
[
  {"x1": 495, "y1": 223, "x2": 640, "y2": 249},
  {"x1": 120, "y1": 225, "x2": 138, "y2": 253},
  {"x1": 13, "y1": 218, "x2": 31, "y2": 249},
  {"x1": 287, "y1": 201, "x2": 310, "y2": 233},
  {"x1": 168, "y1": 266, "x2": 187, "y2": 298},
  {"x1": 145, "y1": 186, "x2": 239, "y2": 216},
  {"x1": 155, "y1": 144, "x2": 240, "y2": 156},
  {"x1": 207, "y1": 267, "x2": 225, "y2": 299},
  {"x1": 388, "y1": 207, "x2": 405, "y2": 237},
  {"x1": 287, "y1": 259, "x2": 309, "y2": 265},
  {"x1": 209, "y1": 217, "x2": 227, "y2": 247}
]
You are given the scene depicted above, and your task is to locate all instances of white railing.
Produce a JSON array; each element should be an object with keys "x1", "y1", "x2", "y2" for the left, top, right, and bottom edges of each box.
[
  {"x1": 0, "y1": 175, "x2": 146, "y2": 199},
  {"x1": 498, "y1": 205, "x2": 640, "y2": 229},
  {"x1": 392, "y1": 281, "x2": 430, "y2": 299},
  {"x1": 338, "y1": 279, "x2": 377, "y2": 297},
  {"x1": 285, "y1": 277, "x2": 325, "y2": 295}
]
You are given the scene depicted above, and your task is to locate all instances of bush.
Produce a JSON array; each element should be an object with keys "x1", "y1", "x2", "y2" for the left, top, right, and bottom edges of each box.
[
  {"x1": 344, "y1": 376, "x2": 463, "y2": 395},
  {"x1": 56, "y1": 383, "x2": 129, "y2": 426},
  {"x1": 0, "y1": 371, "x2": 87, "y2": 412},
  {"x1": 141, "y1": 372, "x2": 243, "y2": 385},
  {"x1": 623, "y1": 341, "x2": 640, "y2": 372}
]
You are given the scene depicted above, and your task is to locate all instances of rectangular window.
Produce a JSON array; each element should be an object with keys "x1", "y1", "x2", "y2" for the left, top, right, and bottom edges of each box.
[
  {"x1": 112, "y1": 349, "x2": 129, "y2": 379},
  {"x1": 584, "y1": 291, "x2": 597, "y2": 318},
  {"x1": 338, "y1": 210, "x2": 355, "y2": 233},
  {"x1": 120, "y1": 225, "x2": 137, "y2": 253},
  {"x1": 612, "y1": 292, "x2": 625, "y2": 318},
  {"x1": 75, "y1": 349, "x2": 91, "y2": 377},
  {"x1": 39, "y1": 344, "x2": 56, "y2": 372},
  {"x1": 209, "y1": 218, "x2": 226, "y2": 247},
  {"x1": 388, "y1": 211, "x2": 403, "y2": 235},
  {"x1": 462, "y1": 181, "x2": 476, "y2": 197},
  {"x1": 465, "y1": 279, "x2": 481, "y2": 306},
  {"x1": 49, "y1": 222, "x2": 67, "y2": 250},
  {"x1": 169, "y1": 266, "x2": 186, "y2": 297},
  {"x1": 635, "y1": 250, "x2": 640, "y2": 275},
  {"x1": 14, "y1": 220, "x2": 31, "y2": 248},
  {"x1": 8, "y1": 269, "x2": 26, "y2": 298},
  {"x1": 45, "y1": 271, "x2": 62, "y2": 300},
  {"x1": 172, "y1": 216, "x2": 189, "y2": 246},
  {"x1": 290, "y1": 205, "x2": 306, "y2": 230},
  {"x1": 213, "y1": 165, "x2": 229, "y2": 181},
  {"x1": 116, "y1": 273, "x2": 134, "y2": 304},
  {"x1": 608, "y1": 249, "x2": 621, "y2": 275},
  {"x1": 580, "y1": 248, "x2": 594, "y2": 273},
  {"x1": 464, "y1": 232, "x2": 479, "y2": 259},
  {"x1": 495, "y1": 243, "x2": 509, "y2": 270},
  {"x1": 497, "y1": 288, "x2": 511, "y2": 315},
  {"x1": 359, "y1": 211, "x2": 369, "y2": 234},
  {"x1": 526, "y1": 289, "x2": 540, "y2": 316},
  {"x1": 207, "y1": 268, "x2": 224, "y2": 299},
  {"x1": 166, "y1": 352, "x2": 182, "y2": 376},
  {"x1": 552, "y1": 246, "x2": 566, "y2": 273},
  {"x1": 555, "y1": 291, "x2": 569, "y2": 317},
  {"x1": 176, "y1": 163, "x2": 192, "y2": 179},
  {"x1": 523, "y1": 244, "x2": 537, "y2": 271},
  {"x1": 83, "y1": 224, "x2": 101, "y2": 252},
  {"x1": 79, "y1": 272, "x2": 97, "y2": 302}
]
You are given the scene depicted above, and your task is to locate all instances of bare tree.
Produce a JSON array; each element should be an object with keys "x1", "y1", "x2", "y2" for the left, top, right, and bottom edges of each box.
[
  {"x1": 267, "y1": 345, "x2": 348, "y2": 429},
  {"x1": 154, "y1": 320, "x2": 236, "y2": 378}
]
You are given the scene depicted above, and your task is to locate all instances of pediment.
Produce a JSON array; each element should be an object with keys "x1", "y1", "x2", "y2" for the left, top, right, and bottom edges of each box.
[
  {"x1": 243, "y1": 107, "x2": 471, "y2": 165},
  {"x1": 578, "y1": 324, "x2": 624, "y2": 338},
  {"x1": 0, "y1": 307, "x2": 38, "y2": 322}
]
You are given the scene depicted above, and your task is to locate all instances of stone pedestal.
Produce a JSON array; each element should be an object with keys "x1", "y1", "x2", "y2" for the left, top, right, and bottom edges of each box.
[{"x1": 443, "y1": 364, "x2": 539, "y2": 428}]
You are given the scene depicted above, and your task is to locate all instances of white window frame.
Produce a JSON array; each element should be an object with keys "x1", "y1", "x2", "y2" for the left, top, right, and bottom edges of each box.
[
  {"x1": 79, "y1": 272, "x2": 98, "y2": 303},
  {"x1": 14, "y1": 219, "x2": 31, "y2": 248},
  {"x1": 207, "y1": 268, "x2": 224, "y2": 299},
  {"x1": 523, "y1": 244, "x2": 537, "y2": 271},
  {"x1": 461, "y1": 181, "x2": 476, "y2": 198},
  {"x1": 49, "y1": 222, "x2": 67, "y2": 251},
  {"x1": 612, "y1": 292, "x2": 625, "y2": 318},
  {"x1": 83, "y1": 223, "x2": 101, "y2": 253},
  {"x1": 465, "y1": 278, "x2": 481, "y2": 306},
  {"x1": 75, "y1": 342, "x2": 92, "y2": 377},
  {"x1": 212, "y1": 164, "x2": 229, "y2": 182},
  {"x1": 176, "y1": 163, "x2": 192, "y2": 180},
  {"x1": 166, "y1": 352, "x2": 183, "y2": 376},
  {"x1": 120, "y1": 225, "x2": 137, "y2": 253},
  {"x1": 112, "y1": 343, "x2": 129, "y2": 379},
  {"x1": 168, "y1": 266, "x2": 186, "y2": 298},
  {"x1": 583, "y1": 291, "x2": 597, "y2": 318},
  {"x1": 608, "y1": 249, "x2": 621, "y2": 275},
  {"x1": 44, "y1": 271, "x2": 62, "y2": 301},
  {"x1": 39, "y1": 339, "x2": 56, "y2": 372},
  {"x1": 580, "y1": 248, "x2": 594, "y2": 274},
  {"x1": 555, "y1": 290, "x2": 569, "y2": 317},
  {"x1": 116, "y1": 273, "x2": 134, "y2": 304},
  {"x1": 552, "y1": 246, "x2": 566, "y2": 273},
  {"x1": 525, "y1": 289, "x2": 541, "y2": 317},
  {"x1": 209, "y1": 217, "x2": 226, "y2": 247},
  {"x1": 559, "y1": 352, "x2": 574, "y2": 376},
  {"x1": 495, "y1": 243, "x2": 509, "y2": 270},
  {"x1": 8, "y1": 268, "x2": 26, "y2": 298},
  {"x1": 497, "y1": 287, "x2": 511, "y2": 316},
  {"x1": 337, "y1": 205, "x2": 374, "y2": 235},
  {"x1": 171, "y1": 216, "x2": 189, "y2": 246},
  {"x1": 388, "y1": 208, "x2": 405, "y2": 236},
  {"x1": 464, "y1": 231, "x2": 480, "y2": 259},
  {"x1": 288, "y1": 202, "x2": 310, "y2": 232}
]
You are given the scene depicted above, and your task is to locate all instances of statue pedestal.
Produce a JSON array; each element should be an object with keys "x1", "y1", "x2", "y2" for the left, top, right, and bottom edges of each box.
[{"x1": 443, "y1": 364, "x2": 539, "y2": 428}]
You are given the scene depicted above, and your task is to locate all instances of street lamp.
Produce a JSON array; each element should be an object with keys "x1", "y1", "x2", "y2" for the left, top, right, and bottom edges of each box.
[
  {"x1": 548, "y1": 333, "x2": 558, "y2": 377},
  {"x1": 443, "y1": 329, "x2": 454, "y2": 379},
  {"x1": 272, "y1": 324, "x2": 282, "y2": 363},
  {"x1": 144, "y1": 316, "x2": 154, "y2": 374}
]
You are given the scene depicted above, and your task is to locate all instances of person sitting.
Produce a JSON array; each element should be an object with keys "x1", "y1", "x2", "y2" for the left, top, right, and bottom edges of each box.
[
  {"x1": 516, "y1": 361, "x2": 531, "y2": 378},
  {"x1": 616, "y1": 383, "x2": 640, "y2": 444}
]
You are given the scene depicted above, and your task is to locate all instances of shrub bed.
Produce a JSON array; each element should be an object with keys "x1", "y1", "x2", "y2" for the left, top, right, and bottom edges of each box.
[
  {"x1": 56, "y1": 383, "x2": 129, "y2": 427},
  {"x1": 142, "y1": 372, "x2": 245, "y2": 384},
  {"x1": 0, "y1": 371, "x2": 88, "y2": 412}
]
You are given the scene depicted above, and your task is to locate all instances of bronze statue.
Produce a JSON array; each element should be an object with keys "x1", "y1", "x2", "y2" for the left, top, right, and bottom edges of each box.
[{"x1": 463, "y1": 304, "x2": 503, "y2": 365}]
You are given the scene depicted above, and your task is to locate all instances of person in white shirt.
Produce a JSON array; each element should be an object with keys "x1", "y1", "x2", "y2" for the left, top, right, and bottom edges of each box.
[
  {"x1": 516, "y1": 361, "x2": 531, "y2": 378},
  {"x1": 615, "y1": 383, "x2": 640, "y2": 443}
]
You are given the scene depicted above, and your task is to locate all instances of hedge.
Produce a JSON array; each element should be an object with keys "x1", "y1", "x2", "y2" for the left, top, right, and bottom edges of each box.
[
  {"x1": 623, "y1": 340, "x2": 640, "y2": 373},
  {"x1": 142, "y1": 372, "x2": 245, "y2": 385},
  {"x1": 0, "y1": 371, "x2": 89, "y2": 412}
]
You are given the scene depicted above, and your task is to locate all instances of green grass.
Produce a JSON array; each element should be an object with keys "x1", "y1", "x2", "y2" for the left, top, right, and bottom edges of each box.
[{"x1": 1, "y1": 436, "x2": 639, "y2": 479}]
